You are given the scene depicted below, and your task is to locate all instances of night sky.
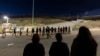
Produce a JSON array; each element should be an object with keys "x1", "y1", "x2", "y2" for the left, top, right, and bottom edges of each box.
[
  {"x1": 0, "y1": 0, "x2": 32, "y2": 16},
  {"x1": 0, "y1": 0, "x2": 100, "y2": 17},
  {"x1": 34, "y1": 0, "x2": 100, "y2": 17}
]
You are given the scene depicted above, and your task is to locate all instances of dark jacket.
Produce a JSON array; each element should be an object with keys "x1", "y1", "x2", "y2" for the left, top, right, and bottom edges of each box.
[
  {"x1": 71, "y1": 38, "x2": 97, "y2": 56},
  {"x1": 49, "y1": 42, "x2": 69, "y2": 56},
  {"x1": 23, "y1": 43, "x2": 45, "y2": 56}
]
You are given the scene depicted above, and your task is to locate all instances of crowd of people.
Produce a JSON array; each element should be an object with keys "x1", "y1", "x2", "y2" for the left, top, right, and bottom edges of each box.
[
  {"x1": 23, "y1": 26, "x2": 98, "y2": 56},
  {"x1": 2, "y1": 26, "x2": 71, "y2": 39}
]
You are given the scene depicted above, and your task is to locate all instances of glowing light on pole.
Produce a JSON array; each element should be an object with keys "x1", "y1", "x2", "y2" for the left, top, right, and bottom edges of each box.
[{"x1": 3, "y1": 16, "x2": 9, "y2": 23}]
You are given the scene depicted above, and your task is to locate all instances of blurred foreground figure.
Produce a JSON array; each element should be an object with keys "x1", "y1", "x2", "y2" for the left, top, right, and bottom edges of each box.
[
  {"x1": 23, "y1": 34, "x2": 45, "y2": 56},
  {"x1": 49, "y1": 33, "x2": 69, "y2": 56},
  {"x1": 71, "y1": 26, "x2": 97, "y2": 56}
]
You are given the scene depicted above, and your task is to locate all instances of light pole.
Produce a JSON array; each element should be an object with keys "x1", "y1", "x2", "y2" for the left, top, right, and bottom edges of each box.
[
  {"x1": 32, "y1": 0, "x2": 34, "y2": 26},
  {"x1": 3, "y1": 16, "x2": 9, "y2": 23}
]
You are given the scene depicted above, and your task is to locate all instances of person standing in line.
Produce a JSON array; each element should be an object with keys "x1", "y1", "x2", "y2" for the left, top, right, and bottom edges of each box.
[
  {"x1": 65, "y1": 26, "x2": 67, "y2": 33},
  {"x1": 62, "y1": 26, "x2": 65, "y2": 34},
  {"x1": 26, "y1": 28, "x2": 29, "y2": 36},
  {"x1": 19, "y1": 28, "x2": 22, "y2": 36},
  {"x1": 42, "y1": 27, "x2": 45, "y2": 36},
  {"x1": 36, "y1": 27, "x2": 39, "y2": 34},
  {"x1": 71, "y1": 26, "x2": 98, "y2": 56},
  {"x1": 12, "y1": 27, "x2": 17, "y2": 36},
  {"x1": 39, "y1": 27, "x2": 42, "y2": 35},
  {"x1": 54, "y1": 27, "x2": 57, "y2": 34},
  {"x1": 58, "y1": 26, "x2": 60, "y2": 33},
  {"x1": 31, "y1": 27, "x2": 34, "y2": 35},
  {"x1": 51, "y1": 27, "x2": 54, "y2": 35},
  {"x1": 60, "y1": 27, "x2": 63, "y2": 34},
  {"x1": 46, "y1": 26, "x2": 50, "y2": 39},
  {"x1": 2, "y1": 28, "x2": 6, "y2": 37}
]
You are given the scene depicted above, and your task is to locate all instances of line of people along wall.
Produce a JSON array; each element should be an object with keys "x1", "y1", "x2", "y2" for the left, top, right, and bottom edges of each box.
[{"x1": 2, "y1": 26, "x2": 71, "y2": 38}]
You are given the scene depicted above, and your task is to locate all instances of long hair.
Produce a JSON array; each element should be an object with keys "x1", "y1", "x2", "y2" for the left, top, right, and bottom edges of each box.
[
  {"x1": 77, "y1": 26, "x2": 92, "y2": 38},
  {"x1": 76, "y1": 26, "x2": 97, "y2": 45}
]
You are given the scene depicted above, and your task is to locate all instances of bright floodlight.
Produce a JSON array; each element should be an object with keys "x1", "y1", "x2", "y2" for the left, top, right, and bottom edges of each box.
[
  {"x1": 3, "y1": 16, "x2": 9, "y2": 19},
  {"x1": 3, "y1": 16, "x2": 9, "y2": 23}
]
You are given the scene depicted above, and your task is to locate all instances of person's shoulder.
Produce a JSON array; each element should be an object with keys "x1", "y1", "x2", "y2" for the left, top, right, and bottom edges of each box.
[
  {"x1": 26, "y1": 43, "x2": 33, "y2": 46},
  {"x1": 52, "y1": 42, "x2": 57, "y2": 44},
  {"x1": 24, "y1": 43, "x2": 33, "y2": 49},
  {"x1": 61, "y1": 42, "x2": 67, "y2": 44},
  {"x1": 38, "y1": 43, "x2": 44, "y2": 46},
  {"x1": 52, "y1": 42, "x2": 66, "y2": 45},
  {"x1": 73, "y1": 38, "x2": 79, "y2": 42},
  {"x1": 50, "y1": 42, "x2": 57, "y2": 45},
  {"x1": 61, "y1": 42, "x2": 68, "y2": 45}
]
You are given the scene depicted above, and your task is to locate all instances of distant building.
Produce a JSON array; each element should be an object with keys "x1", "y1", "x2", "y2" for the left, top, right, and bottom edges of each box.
[{"x1": 77, "y1": 19, "x2": 84, "y2": 23}]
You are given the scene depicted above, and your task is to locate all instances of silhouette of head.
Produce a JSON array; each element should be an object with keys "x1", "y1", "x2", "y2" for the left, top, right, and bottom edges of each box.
[
  {"x1": 55, "y1": 33, "x2": 62, "y2": 42},
  {"x1": 32, "y1": 34, "x2": 40, "y2": 44},
  {"x1": 78, "y1": 26, "x2": 92, "y2": 39}
]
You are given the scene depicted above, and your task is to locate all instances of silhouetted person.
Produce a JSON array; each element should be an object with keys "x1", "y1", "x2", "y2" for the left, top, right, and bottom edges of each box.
[
  {"x1": 36, "y1": 27, "x2": 39, "y2": 34},
  {"x1": 54, "y1": 27, "x2": 57, "y2": 34},
  {"x1": 26, "y1": 28, "x2": 29, "y2": 36},
  {"x1": 46, "y1": 26, "x2": 50, "y2": 39},
  {"x1": 65, "y1": 26, "x2": 67, "y2": 33},
  {"x1": 31, "y1": 28, "x2": 34, "y2": 35},
  {"x1": 60, "y1": 27, "x2": 63, "y2": 33},
  {"x1": 51, "y1": 27, "x2": 54, "y2": 35},
  {"x1": 63, "y1": 26, "x2": 65, "y2": 34},
  {"x1": 12, "y1": 27, "x2": 16, "y2": 36},
  {"x1": 49, "y1": 33, "x2": 69, "y2": 56},
  {"x1": 23, "y1": 34, "x2": 45, "y2": 56},
  {"x1": 19, "y1": 28, "x2": 22, "y2": 36},
  {"x1": 39, "y1": 27, "x2": 42, "y2": 34},
  {"x1": 42, "y1": 27, "x2": 45, "y2": 36},
  {"x1": 58, "y1": 26, "x2": 60, "y2": 33},
  {"x1": 71, "y1": 26, "x2": 97, "y2": 56},
  {"x1": 2, "y1": 28, "x2": 6, "y2": 37}
]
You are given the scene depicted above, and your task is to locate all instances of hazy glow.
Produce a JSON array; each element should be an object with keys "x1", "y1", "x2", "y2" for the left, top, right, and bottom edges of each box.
[{"x1": 3, "y1": 16, "x2": 9, "y2": 19}]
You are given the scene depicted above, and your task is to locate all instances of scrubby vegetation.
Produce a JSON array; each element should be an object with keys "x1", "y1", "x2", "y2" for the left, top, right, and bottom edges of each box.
[
  {"x1": 73, "y1": 20, "x2": 100, "y2": 29},
  {"x1": 8, "y1": 17, "x2": 66, "y2": 26}
]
